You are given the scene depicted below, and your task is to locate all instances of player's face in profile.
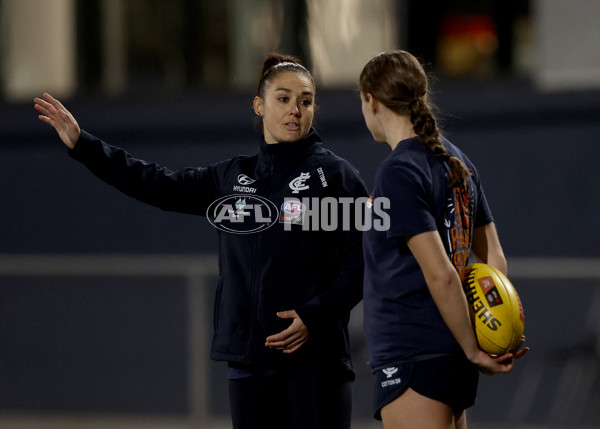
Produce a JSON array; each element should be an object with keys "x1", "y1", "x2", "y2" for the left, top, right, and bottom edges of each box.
[{"x1": 256, "y1": 71, "x2": 315, "y2": 143}]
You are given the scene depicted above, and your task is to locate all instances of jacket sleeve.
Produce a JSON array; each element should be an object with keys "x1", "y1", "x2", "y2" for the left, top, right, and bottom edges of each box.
[
  {"x1": 294, "y1": 166, "x2": 368, "y2": 329},
  {"x1": 68, "y1": 130, "x2": 221, "y2": 216}
]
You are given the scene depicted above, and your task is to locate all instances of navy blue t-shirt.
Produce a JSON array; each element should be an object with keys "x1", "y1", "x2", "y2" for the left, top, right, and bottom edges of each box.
[{"x1": 363, "y1": 136, "x2": 493, "y2": 367}]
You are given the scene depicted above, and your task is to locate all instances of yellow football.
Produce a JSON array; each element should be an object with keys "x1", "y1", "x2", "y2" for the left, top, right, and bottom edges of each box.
[{"x1": 461, "y1": 263, "x2": 525, "y2": 355}]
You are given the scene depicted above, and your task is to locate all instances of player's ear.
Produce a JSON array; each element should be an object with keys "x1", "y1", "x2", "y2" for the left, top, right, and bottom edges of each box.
[
  {"x1": 366, "y1": 93, "x2": 378, "y2": 114},
  {"x1": 253, "y1": 96, "x2": 264, "y2": 117}
]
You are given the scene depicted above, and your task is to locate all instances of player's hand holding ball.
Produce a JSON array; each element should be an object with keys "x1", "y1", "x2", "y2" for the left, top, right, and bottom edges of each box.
[{"x1": 462, "y1": 263, "x2": 530, "y2": 374}]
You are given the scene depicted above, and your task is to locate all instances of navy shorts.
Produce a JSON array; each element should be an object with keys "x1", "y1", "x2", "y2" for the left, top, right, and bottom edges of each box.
[{"x1": 372, "y1": 353, "x2": 479, "y2": 420}]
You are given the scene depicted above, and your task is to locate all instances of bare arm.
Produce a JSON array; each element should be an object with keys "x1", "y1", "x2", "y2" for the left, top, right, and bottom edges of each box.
[
  {"x1": 471, "y1": 222, "x2": 507, "y2": 275},
  {"x1": 406, "y1": 230, "x2": 516, "y2": 375},
  {"x1": 34, "y1": 93, "x2": 81, "y2": 149}
]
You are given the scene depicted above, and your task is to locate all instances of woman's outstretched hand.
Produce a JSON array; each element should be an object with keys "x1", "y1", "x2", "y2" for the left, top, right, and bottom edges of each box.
[{"x1": 34, "y1": 93, "x2": 81, "y2": 149}]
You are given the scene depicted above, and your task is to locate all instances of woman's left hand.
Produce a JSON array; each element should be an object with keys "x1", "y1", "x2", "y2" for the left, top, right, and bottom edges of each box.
[{"x1": 265, "y1": 310, "x2": 309, "y2": 354}]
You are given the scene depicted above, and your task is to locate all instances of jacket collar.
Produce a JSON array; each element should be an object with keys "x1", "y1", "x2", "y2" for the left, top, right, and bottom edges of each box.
[
  {"x1": 254, "y1": 128, "x2": 322, "y2": 179},
  {"x1": 258, "y1": 128, "x2": 322, "y2": 157}
]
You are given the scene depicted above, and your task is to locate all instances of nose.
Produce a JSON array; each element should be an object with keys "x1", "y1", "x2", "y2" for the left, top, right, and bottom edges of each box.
[{"x1": 289, "y1": 102, "x2": 301, "y2": 117}]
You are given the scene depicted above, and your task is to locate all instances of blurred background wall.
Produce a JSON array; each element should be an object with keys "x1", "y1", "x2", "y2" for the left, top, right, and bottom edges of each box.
[{"x1": 1, "y1": 0, "x2": 599, "y2": 428}]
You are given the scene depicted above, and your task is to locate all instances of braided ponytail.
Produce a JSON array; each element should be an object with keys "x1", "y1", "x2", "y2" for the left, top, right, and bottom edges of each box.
[
  {"x1": 360, "y1": 50, "x2": 471, "y2": 187},
  {"x1": 409, "y1": 99, "x2": 471, "y2": 186}
]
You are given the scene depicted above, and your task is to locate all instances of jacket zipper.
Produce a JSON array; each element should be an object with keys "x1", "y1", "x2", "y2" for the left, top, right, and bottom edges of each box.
[
  {"x1": 243, "y1": 152, "x2": 276, "y2": 363},
  {"x1": 243, "y1": 235, "x2": 260, "y2": 363}
]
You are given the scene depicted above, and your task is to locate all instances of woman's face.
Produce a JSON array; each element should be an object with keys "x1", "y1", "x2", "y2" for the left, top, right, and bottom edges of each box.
[{"x1": 254, "y1": 71, "x2": 315, "y2": 143}]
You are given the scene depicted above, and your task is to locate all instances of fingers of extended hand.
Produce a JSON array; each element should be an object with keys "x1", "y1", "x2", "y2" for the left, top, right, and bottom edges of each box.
[
  {"x1": 265, "y1": 328, "x2": 302, "y2": 348},
  {"x1": 276, "y1": 310, "x2": 297, "y2": 319},
  {"x1": 282, "y1": 336, "x2": 307, "y2": 354},
  {"x1": 265, "y1": 319, "x2": 308, "y2": 353},
  {"x1": 36, "y1": 112, "x2": 53, "y2": 126},
  {"x1": 268, "y1": 333, "x2": 303, "y2": 350},
  {"x1": 34, "y1": 98, "x2": 53, "y2": 117},
  {"x1": 35, "y1": 93, "x2": 70, "y2": 120},
  {"x1": 34, "y1": 93, "x2": 81, "y2": 149},
  {"x1": 43, "y1": 92, "x2": 64, "y2": 109},
  {"x1": 265, "y1": 332, "x2": 289, "y2": 348},
  {"x1": 34, "y1": 98, "x2": 68, "y2": 127}
]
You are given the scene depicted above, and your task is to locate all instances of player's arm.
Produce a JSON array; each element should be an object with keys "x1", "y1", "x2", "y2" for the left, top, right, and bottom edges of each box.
[
  {"x1": 34, "y1": 93, "x2": 219, "y2": 215},
  {"x1": 471, "y1": 222, "x2": 507, "y2": 276},
  {"x1": 406, "y1": 230, "x2": 515, "y2": 375}
]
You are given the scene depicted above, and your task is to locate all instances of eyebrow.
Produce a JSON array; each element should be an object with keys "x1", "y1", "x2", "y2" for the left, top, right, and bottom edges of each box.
[{"x1": 274, "y1": 87, "x2": 314, "y2": 96}]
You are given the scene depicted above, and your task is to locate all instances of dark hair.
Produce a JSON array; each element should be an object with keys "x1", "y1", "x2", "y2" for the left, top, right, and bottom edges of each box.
[
  {"x1": 256, "y1": 52, "x2": 314, "y2": 98},
  {"x1": 359, "y1": 50, "x2": 471, "y2": 186}
]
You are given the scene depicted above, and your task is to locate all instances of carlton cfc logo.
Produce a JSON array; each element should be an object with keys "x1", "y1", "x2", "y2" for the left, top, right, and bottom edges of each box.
[{"x1": 289, "y1": 172, "x2": 311, "y2": 193}]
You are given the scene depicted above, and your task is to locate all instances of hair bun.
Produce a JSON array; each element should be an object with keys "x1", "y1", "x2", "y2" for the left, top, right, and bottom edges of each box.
[
  {"x1": 260, "y1": 52, "x2": 302, "y2": 77},
  {"x1": 256, "y1": 52, "x2": 313, "y2": 97}
]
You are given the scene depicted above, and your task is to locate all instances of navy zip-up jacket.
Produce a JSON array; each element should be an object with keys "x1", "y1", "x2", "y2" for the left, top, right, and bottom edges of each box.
[{"x1": 69, "y1": 128, "x2": 367, "y2": 377}]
